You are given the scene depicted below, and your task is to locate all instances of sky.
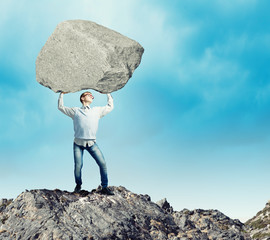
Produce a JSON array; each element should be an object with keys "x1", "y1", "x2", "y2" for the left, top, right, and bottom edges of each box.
[{"x1": 1, "y1": 0, "x2": 270, "y2": 222}]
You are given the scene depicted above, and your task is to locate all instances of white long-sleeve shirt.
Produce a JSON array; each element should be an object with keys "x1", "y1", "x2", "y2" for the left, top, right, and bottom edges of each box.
[{"x1": 58, "y1": 93, "x2": 114, "y2": 146}]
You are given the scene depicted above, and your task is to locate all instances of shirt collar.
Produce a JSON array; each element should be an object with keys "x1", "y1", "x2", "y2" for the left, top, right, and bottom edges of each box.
[{"x1": 82, "y1": 105, "x2": 90, "y2": 110}]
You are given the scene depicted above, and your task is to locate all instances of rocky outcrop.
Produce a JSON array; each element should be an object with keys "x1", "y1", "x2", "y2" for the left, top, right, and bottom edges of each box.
[
  {"x1": 36, "y1": 20, "x2": 144, "y2": 93},
  {"x1": 172, "y1": 208, "x2": 250, "y2": 239},
  {"x1": 0, "y1": 199, "x2": 12, "y2": 212},
  {"x1": 245, "y1": 200, "x2": 270, "y2": 240},
  {"x1": 0, "y1": 186, "x2": 251, "y2": 240},
  {"x1": 157, "y1": 198, "x2": 251, "y2": 240}
]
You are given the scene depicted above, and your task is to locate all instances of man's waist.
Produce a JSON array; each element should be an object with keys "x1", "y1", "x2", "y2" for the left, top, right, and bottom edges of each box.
[{"x1": 74, "y1": 138, "x2": 96, "y2": 147}]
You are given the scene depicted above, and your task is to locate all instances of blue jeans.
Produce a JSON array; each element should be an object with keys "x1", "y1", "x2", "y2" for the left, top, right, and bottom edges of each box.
[{"x1": 73, "y1": 142, "x2": 108, "y2": 188}]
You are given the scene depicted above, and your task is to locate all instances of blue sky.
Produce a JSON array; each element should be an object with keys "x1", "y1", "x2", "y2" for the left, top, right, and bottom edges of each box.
[{"x1": 1, "y1": 0, "x2": 270, "y2": 222}]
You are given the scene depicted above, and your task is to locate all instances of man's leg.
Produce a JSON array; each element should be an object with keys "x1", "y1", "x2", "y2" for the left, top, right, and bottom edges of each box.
[
  {"x1": 86, "y1": 143, "x2": 108, "y2": 188},
  {"x1": 73, "y1": 143, "x2": 84, "y2": 191}
]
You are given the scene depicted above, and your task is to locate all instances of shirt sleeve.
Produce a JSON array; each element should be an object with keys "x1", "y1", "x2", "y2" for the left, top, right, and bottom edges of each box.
[
  {"x1": 98, "y1": 94, "x2": 114, "y2": 118},
  {"x1": 58, "y1": 93, "x2": 76, "y2": 119}
]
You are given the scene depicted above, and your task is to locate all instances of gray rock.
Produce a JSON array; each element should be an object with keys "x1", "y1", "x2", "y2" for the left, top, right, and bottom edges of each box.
[
  {"x1": 0, "y1": 187, "x2": 253, "y2": 240},
  {"x1": 0, "y1": 199, "x2": 12, "y2": 212},
  {"x1": 156, "y1": 198, "x2": 174, "y2": 214},
  {"x1": 0, "y1": 187, "x2": 178, "y2": 240},
  {"x1": 245, "y1": 200, "x2": 270, "y2": 239},
  {"x1": 36, "y1": 20, "x2": 144, "y2": 93},
  {"x1": 172, "y1": 208, "x2": 251, "y2": 239}
]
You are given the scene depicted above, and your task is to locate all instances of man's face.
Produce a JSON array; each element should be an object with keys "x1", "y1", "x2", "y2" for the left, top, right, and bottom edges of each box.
[{"x1": 81, "y1": 92, "x2": 94, "y2": 104}]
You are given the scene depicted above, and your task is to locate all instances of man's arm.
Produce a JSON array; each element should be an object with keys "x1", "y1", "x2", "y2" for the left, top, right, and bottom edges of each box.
[
  {"x1": 58, "y1": 92, "x2": 76, "y2": 119},
  {"x1": 99, "y1": 94, "x2": 114, "y2": 118}
]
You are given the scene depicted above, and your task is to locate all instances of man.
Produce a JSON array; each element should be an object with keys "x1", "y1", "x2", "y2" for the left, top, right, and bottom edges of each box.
[{"x1": 58, "y1": 91, "x2": 114, "y2": 195}]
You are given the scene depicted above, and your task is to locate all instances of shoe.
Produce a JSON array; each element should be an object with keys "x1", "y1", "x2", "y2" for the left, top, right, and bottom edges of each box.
[
  {"x1": 100, "y1": 187, "x2": 114, "y2": 195},
  {"x1": 73, "y1": 184, "x2": 81, "y2": 193}
]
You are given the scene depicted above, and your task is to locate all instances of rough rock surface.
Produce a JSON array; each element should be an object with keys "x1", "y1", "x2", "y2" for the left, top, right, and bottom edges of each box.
[
  {"x1": 172, "y1": 208, "x2": 251, "y2": 240},
  {"x1": 157, "y1": 198, "x2": 251, "y2": 240},
  {"x1": 245, "y1": 200, "x2": 270, "y2": 240},
  {"x1": 36, "y1": 20, "x2": 144, "y2": 93},
  {"x1": 0, "y1": 186, "x2": 251, "y2": 240}
]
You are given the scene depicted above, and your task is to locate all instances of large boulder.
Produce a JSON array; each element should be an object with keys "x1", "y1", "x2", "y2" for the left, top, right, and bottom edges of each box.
[{"x1": 36, "y1": 20, "x2": 144, "y2": 93}]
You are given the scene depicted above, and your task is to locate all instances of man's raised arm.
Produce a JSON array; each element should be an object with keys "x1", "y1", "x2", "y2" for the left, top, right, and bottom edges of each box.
[
  {"x1": 99, "y1": 94, "x2": 114, "y2": 118},
  {"x1": 58, "y1": 92, "x2": 76, "y2": 119}
]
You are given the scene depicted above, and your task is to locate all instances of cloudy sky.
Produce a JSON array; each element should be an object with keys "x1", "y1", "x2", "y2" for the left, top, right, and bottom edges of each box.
[{"x1": 1, "y1": 0, "x2": 270, "y2": 222}]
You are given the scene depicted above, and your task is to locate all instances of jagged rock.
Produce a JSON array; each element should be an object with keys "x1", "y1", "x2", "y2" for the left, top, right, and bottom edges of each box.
[
  {"x1": 0, "y1": 199, "x2": 12, "y2": 212},
  {"x1": 172, "y1": 209, "x2": 251, "y2": 240},
  {"x1": 246, "y1": 200, "x2": 270, "y2": 240},
  {"x1": 36, "y1": 20, "x2": 144, "y2": 93},
  {"x1": 156, "y1": 198, "x2": 174, "y2": 214},
  {"x1": 0, "y1": 187, "x2": 178, "y2": 240},
  {"x1": 0, "y1": 187, "x2": 251, "y2": 240}
]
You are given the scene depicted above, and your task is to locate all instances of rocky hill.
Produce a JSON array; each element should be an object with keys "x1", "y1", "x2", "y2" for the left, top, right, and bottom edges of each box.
[
  {"x1": 0, "y1": 186, "x2": 252, "y2": 240},
  {"x1": 245, "y1": 200, "x2": 270, "y2": 240}
]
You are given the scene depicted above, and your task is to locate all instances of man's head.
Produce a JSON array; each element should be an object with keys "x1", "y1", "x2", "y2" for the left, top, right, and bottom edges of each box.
[{"x1": 80, "y1": 91, "x2": 94, "y2": 105}]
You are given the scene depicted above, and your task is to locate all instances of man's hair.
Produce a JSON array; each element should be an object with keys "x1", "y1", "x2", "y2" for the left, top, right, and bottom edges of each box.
[{"x1": 80, "y1": 91, "x2": 91, "y2": 103}]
